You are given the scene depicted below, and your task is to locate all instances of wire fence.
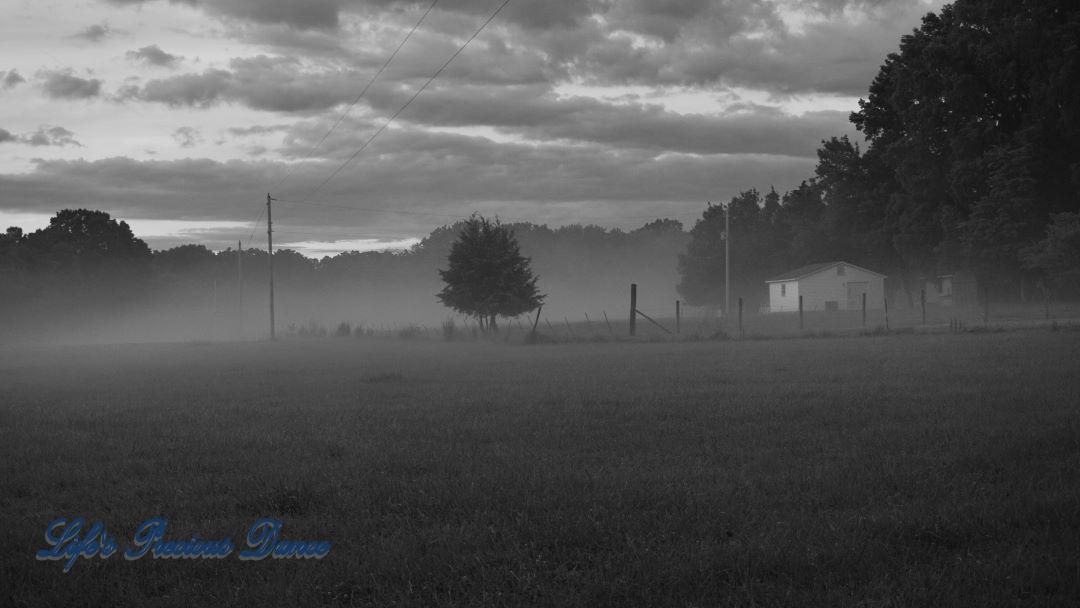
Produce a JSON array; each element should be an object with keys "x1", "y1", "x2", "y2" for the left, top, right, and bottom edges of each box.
[{"x1": 262, "y1": 298, "x2": 1080, "y2": 344}]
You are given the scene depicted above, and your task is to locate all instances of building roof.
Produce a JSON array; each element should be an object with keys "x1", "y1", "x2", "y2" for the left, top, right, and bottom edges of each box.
[{"x1": 766, "y1": 261, "x2": 886, "y2": 283}]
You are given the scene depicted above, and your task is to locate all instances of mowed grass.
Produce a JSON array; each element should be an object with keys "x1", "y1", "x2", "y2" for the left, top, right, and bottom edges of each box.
[{"x1": 1, "y1": 331, "x2": 1078, "y2": 607}]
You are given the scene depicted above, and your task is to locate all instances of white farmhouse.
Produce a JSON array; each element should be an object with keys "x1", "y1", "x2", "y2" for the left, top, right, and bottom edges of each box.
[{"x1": 766, "y1": 262, "x2": 886, "y2": 312}]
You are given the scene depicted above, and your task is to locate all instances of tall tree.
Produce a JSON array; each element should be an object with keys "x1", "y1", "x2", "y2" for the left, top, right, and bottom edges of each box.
[
  {"x1": 678, "y1": 190, "x2": 783, "y2": 308},
  {"x1": 1021, "y1": 211, "x2": 1080, "y2": 296},
  {"x1": 851, "y1": 0, "x2": 1080, "y2": 284},
  {"x1": 437, "y1": 215, "x2": 544, "y2": 330},
  {"x1": 24, "y1": 209, "x2": 152, "y2": 313}
]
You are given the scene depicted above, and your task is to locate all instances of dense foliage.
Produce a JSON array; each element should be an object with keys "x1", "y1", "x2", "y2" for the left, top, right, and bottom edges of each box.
[
  {"x1": 0, "y1": 209, "x2": 151, "y2": 319},
  {"x1": 679, "y1": 0, "x2": 1080, "y2": 306},
  {"x1": 437, "y1": 215, "x2": 544, "y2": 329}
]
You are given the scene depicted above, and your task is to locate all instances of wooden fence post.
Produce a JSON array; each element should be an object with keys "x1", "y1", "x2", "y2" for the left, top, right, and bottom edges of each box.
[
  {"x1": 603, "y1": 310, "x2": 613, "y2": 336},
  {"x1": 629, "y1": 283, "x2": 637, "y2": 336},
  {"x1": 675, "y1": 300, "x2": 681, "y2": 334},
  {"x1": 738, "y1": 297, "x2": 744, "y2": 336},
  {"x1": 798, "y1": 295, "x2": 804, "y2": 330}
]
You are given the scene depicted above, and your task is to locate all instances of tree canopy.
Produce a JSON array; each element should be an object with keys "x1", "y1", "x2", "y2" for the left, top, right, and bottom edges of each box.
[
  {"x1": 679, "y1": 0, "x2": 1080, "y2": 305},
  {"x1": 851, "y1": 0, "x2": 1080, "y2": 283},
  {"x1": 1, "y1": 209, "x2": 153, "y2": 319},
  {"x1": 437, "y1": 215, "x2": 544, "y2": 329}
]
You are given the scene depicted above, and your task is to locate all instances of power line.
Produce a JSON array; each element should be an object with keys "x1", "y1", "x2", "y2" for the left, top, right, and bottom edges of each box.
[
  {"x1": 295, "y1": 0, "x2": 514, "y2": 204},
  {"x1": 244, "y1": 206, "x2": 265, "y2": 249},
  {"x1": 268, "y1": 0, "x2": 439, "y2": 195}
]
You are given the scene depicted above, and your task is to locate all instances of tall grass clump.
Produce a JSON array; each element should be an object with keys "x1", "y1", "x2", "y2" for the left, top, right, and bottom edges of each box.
[
  {"x1": 441, "y1": 318, "x2": 457, "y2": 341},
  {"x1": 396, "y1": 324, "x2": 425, "y2": 340}
]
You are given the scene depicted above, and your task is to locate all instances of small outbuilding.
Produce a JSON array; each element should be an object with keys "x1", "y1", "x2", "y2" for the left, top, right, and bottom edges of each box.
[
  {"x1": 921, "y1": 270, "x2": 978, "y2": 308},
  {"x1": 766, "y1": 261, "x2": 886, "y2": 312}
]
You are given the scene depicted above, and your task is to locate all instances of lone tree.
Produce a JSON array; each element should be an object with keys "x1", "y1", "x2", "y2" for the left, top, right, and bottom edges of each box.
[{"x1": 437, "y1": 215, "x2": 544, "y2": 330}]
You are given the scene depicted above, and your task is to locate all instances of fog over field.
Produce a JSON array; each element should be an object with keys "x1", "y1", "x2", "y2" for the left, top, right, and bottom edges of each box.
[{"x1": 3, "y1": 0, "x2": 1080, "y2": 606}]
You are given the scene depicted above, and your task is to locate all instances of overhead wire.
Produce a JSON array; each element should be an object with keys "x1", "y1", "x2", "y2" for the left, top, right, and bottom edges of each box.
[
  {"x1": 268, "y1": 0, "x2": 440, "y2": 196},
  {"x1": 257, "y1": 0, "x2": 678, "y2": 247},
  {"x1": 294, "y1": 0, "x2": 514, "y2": 205},
  {"x1": 243, "y1": 207, "x2": 265, "y2": 249}
]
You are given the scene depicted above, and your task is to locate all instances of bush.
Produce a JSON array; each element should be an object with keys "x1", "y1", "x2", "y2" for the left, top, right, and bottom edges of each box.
[
  {"x1": 297, "y1": 320, "x2": 327, "y2": 337},
  {"x1": 334, "y1": 322, "x2": 352, "y2": 338}
]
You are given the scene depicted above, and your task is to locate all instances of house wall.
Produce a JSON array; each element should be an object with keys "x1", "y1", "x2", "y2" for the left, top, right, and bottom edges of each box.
[
  {"x1": 768, "y1": 281, "x2": 799, "y2": 312},
  {"x1": 796, "y1": 264, "x2": 885, "y2": 311}
]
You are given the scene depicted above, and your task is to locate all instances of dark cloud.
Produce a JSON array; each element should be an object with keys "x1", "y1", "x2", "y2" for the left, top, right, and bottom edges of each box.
[
  {"x1": 0, "y1": 126, "x2": 82, "y2": 146},
  {"x1": 39, "y1": 70, "x2": 104, "y2": 99},
  {"x1": 126, "y1": 45, "x2": 183, "y2": 67},
  {"x1": 128, "y1": 52, "x2": 854, "y2": 156},
  {"x1": 101, "y1": 0, "x2": 941, "y2": 97},
  {"x1": 74, "y1": 22, "x2": 113, "y2": 42},
  {"x1": 228, "y1": 124, "x2": 292, "y2": 136},
  {"x1": 354, "y1": 84, "x2": 855, "y2": 156},
  {"x1": 369, "y1": 0, "x2": 595, "y2": 30},
  {"x1": 172, "y1": 126, "x2": 202, "y2": 147},
  {"x1": 105, "y1": 0, "x2": 593, "y2": 32},
  {"x1": 136, "y1": 69, "x2": 232, "y2": 107},
  {"x1": 25, "y1": 126, "x2": 82, "y2": 147},
  {"x1": 105, "y1": 0, "x2": 343, "y2": 30},
  {"x1": 0, "y1": 129, "x2": 813, "y2": 236},
  {"x1": 3, "y1": 70, "x2": 26, "y2": 89},
  {"x1": 129, "y1": 57, "x2": 364, "y2": 112},
  {"x1": 218, "y1": 0, "x2": 344, "y2": 30}
]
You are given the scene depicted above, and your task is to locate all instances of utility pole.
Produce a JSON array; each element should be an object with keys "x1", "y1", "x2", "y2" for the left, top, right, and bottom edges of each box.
[
  {"x1": 237, "y1": 240, "x2": 243, "y2": 338},
  {"x1": 724, "y1": 201, "x2": 731, "y2": 319},
  {"x1": 267, "y1": 193, "x2": 276, "y2": 340}
]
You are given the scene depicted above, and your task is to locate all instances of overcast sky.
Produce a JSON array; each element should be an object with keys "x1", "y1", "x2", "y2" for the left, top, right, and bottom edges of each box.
[{"x1": 0, "y1": 0, "x2": 944, "y2": 255}]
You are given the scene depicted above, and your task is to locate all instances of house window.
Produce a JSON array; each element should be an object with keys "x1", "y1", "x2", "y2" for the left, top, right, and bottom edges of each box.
[
  {"x1": 781, "y1": 283, "x2": 786, "y2": 297},
  {"x1": 837, "y1": 264, "x2": 845, "y2": 276}
]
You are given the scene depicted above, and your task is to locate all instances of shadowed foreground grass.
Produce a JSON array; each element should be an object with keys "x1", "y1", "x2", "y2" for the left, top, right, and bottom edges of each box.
[{"x1": 1, "y1": 331, "x2": 1078, "y2": 607}]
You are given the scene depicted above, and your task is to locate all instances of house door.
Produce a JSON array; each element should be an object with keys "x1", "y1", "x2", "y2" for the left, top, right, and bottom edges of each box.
[{"x1": 846, "y1": 282, "x2": 868, "y2": 309}]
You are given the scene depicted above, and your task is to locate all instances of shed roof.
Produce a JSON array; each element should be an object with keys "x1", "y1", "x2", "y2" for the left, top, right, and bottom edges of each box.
[{"x1": 766, "y1": 261, "x2": 886, "y2": 283}]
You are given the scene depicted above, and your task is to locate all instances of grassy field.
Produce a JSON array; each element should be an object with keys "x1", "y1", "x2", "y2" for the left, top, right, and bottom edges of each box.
[{"x1": 1, "y1": 329, "x2": 1078, "y2": 607}]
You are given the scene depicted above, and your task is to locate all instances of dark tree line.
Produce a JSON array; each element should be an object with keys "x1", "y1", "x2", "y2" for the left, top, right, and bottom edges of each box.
[
  {"x1": 0, "y1": 210, "x2": 152, "y2": 320},
  {"x1": 0, "y1": 208, "x2": 688, "y2": 336},
  {"x1": 679, "y1": 0, "x2": 1080, "y2": 308}
]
